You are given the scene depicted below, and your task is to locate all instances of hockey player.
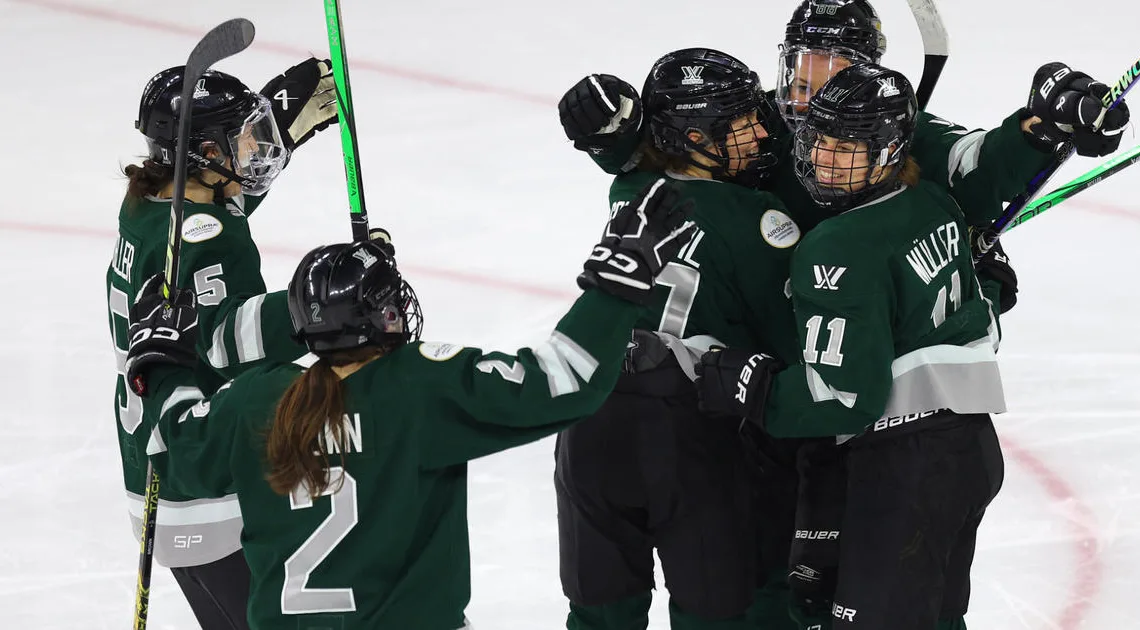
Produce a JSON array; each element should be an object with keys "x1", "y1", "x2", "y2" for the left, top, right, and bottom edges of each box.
[
  {"x1": 558, "y1": 0, "x2": 1129, "y2": 235},
  {"x1": 696, "y1": 64, "x2": 1008, "y2": 630},
  {"x1": 120, "y1": 181, "x2": 696, "y2": 630},
  {"x1": 554, "y1": 48, "x2": 813, "y2": 630},
  {"x1": 108, "y1": 59, "x2": 337, "y2": 628}
]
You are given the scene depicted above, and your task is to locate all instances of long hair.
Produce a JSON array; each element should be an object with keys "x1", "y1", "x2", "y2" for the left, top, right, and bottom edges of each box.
[
  {"x1": 122, "y1": 159, "x2": 174, "y2": 202},
  {"x1": 265, "y1": 346, "x2": 382, "y2": 496}
]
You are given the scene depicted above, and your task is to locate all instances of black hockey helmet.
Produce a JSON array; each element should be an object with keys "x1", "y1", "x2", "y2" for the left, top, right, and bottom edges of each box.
[
  {"x1": 287, "y1": 241, "x2": 423, "y2": 354},
  {"x1": 642, "y1": 48, "x2": 780, "y2": 187},
  {"x1": 135, "y1": 66, "x2": 287, "y2": 196},
  {"x1": 793, "y1": 63, "x2": 918, "y2": 211},
  {"x1": 777, "y1": 0, "x2": 888, "y2": 124}
]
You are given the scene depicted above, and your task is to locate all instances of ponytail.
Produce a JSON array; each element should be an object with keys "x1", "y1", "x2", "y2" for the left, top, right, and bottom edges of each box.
[
  {"x1": 266, "y1": 359, "x2": 348, "y2": 497},
  {"x1": 123, "y1": 159, "x2": 174, "y2": 205},
  {"x1": 265, "y1": 346, "x2": 383, "y2": 497}
]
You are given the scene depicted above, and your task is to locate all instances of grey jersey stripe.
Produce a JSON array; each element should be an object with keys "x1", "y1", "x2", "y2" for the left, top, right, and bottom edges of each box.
[
  {"x1": 234, "y1": 294, "x2": 267, "y2": 363},
  {"x1": 533, "y1": 339, "x2": 579, "y2": 397},
  {"x1": 207, "y1": 320, "x2": 229, "y2": 369},
  {"x1": 947, "y1": 130, "x2": 986, "y2": 185},
  {"x1": 883, "y1": 340, "x2": 1005, "y2": 416},
  {"x1": 160, "y1": 385, "x2": 205, "y2": 417},
  {"x1": 533, "y1": 331, "x2": 601, "y2": 397}
]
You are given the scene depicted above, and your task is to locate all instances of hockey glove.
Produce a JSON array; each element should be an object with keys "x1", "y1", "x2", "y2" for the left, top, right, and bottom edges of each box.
[
  {"x1": 1024, "y1": 62, "x2": 1130, "y2": 157},
  {"x1": 125, "y1": 273, "x2": 199, "y2": 397},
  {"x1": 559, "y1": 74, "x2": 642, "y2": 153},
  {"x1": 972, "y1": 234, "x2": 1018, "y2": 314},
  {"x1": 368, "y1": 227, "x2": 395, "y2": 257},
  {"x1": 694, "y1": 348, "x2": 784, "y2": 425},
  {"x1": 577, "y1": 178, "x2": 696, "y2": 305},
  {"x1": 260, "y1": 58, "x2": 338, "y2": 152}
]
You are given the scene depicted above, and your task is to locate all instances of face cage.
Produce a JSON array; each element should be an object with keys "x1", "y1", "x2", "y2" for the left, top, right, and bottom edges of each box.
[
  {"x1": 224, "y1": 94, "x2": 288, "y2": 195},
  {"x1": 793, "y1": 124, "x2": 904, "y2": 210},
  {"x1": 775, "y1": 46, "x2": 864, "y2": 126},
  {"x1": 366, "y1": 280, "x2": 423, "y2": 346},
  {"x1": 678, "y1": 106, "x2": 779, "y2": 186}
]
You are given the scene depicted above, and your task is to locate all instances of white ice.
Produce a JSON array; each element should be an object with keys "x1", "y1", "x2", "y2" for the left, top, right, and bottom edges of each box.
[{"x1": 2, "y1": 0, "x2": 1139, "y2": 627}]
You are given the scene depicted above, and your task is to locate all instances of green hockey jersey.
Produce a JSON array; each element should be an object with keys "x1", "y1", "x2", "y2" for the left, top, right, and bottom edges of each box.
[
  {"x1": 591, "y1": 106, "x2": 1053, "y2": 230},
  {"x1": 137, "y1": 288, "x2": 643, "y2": 629},
  {"x1": 608, "y1": 170, "x2": 804, "y2": 365},
  {"x1": 764, "y1": 181, "x2": 1005, "y2": 439},
  {"x1": 106, "y1": 192, "x2": 306, "y2": 567}
]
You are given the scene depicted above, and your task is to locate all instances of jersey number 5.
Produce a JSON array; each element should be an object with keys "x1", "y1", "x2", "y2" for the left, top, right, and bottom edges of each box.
[{"x1": 282, "y1": 467, "x2": 359, "y2": 615}]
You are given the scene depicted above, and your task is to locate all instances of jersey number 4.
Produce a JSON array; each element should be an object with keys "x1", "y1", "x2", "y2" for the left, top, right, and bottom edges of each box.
[{"x1": 282, "y1": 467, "x2": 359, "y2": 615}]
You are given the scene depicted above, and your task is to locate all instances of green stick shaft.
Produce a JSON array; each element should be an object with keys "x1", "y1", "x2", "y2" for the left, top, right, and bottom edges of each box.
[
  {"x1": 324, "y1": 0, "x2": 369, "y2": 240},
  {"x1": 1006, "y1": 143, "x2": 1140, "y2": 231}
]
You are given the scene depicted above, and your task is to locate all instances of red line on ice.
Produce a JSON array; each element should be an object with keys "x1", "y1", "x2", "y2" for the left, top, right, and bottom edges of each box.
[
  {"x1": 4, "y1": 2, "x2": 1114, "y2": 624},
  {"x1": 9, "y1": 0, "x2": 555, "y2": 106},
  {"x1": 1000, "y1": 437, "x2": 1102, "y2": 629}
]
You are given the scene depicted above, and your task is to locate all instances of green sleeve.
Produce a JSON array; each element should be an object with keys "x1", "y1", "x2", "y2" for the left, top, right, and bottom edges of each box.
[
  {"x1": 418, "y1": 289, "x2": 644, "y2": 468},
  {"x1": 585, "y1": 127, "x2": 643, "y2": 175},
  {"x1": 911, "y1": 110, "x2": 1054, "y2": 225},
  {"x1": 141, "y1": 367, "x2": 247, "y2": 498},
  {"x1": 764, "y1": 234, "x2": 893, "y2": 438},
  {"x1": 175, "y1": 215, "x2": 307, "y2": 380}
]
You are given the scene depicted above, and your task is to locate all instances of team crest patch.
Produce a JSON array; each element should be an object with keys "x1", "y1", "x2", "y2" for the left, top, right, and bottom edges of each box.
[
  {"x1": 181, "y1": 214, "x2": 223, "y2": 243},
  {"x1": 760, "y1": 210, "x2": 801, "y2": 248},
  {"x1": 419, "y1": 342, "x2": 464, "y2": 361}
]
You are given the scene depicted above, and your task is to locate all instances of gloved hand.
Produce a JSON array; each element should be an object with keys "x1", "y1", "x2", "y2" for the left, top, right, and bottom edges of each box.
[
  {"x1": 368, "y1": 227, "x2": 395, "y2": 257},
  {"x1": 694, "y1": 347, "x2": 785, "y2": 422},
  {"x1": 972, "y1": 234, "x2": 1018, "y2": 314},
  {"x1": 260, "y1": 58, "x2": 338, "y2": 151},
  {"x1": 126, "y1": 273, "x2": 199, "y2": 397},
  {"x1": 559, "y1": 74, "x2": 642, "y2": 153},
  {"x1": 578, "y1": 178, "x2": 696, "y2": 304},
  {"x1": 1023, "y1": 62, "x2": 1130, "y2": 157}
]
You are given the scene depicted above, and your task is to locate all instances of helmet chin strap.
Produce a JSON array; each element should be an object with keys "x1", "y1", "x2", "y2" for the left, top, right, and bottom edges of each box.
[{"x1": 187, "y1": 150, "x2": 258, "y2": 205}]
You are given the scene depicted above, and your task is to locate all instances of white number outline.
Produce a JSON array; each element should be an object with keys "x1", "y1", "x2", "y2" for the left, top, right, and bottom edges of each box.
[
  {"x1": 193, "y1": 264, "x2": 227, "y2": 306},
  {"x1": 282, "y1": 466, "x2": 359, "y2": 615},
  {"x1": 930, "y1": 270, "x2": 962, "y2": 328},
  {"x1": 803, "y1": 315, "x2": 847, "y2": 367},
  {"x1": 655, "y1": 262, "x2": 701, "y2": 337},
  {"x1": 109, "y1": 285, "x2": 143, "y2": 433}
]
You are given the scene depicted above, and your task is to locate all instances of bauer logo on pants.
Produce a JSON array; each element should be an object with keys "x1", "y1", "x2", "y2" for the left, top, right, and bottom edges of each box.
[{"x1": 181, "y1": 214, "x2": 223, "y2": 243}]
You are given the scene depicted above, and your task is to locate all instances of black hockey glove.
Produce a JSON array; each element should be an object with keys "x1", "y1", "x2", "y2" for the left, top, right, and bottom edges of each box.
[
  {"x1": 559, "y1": 74, "x2": 642, "y2": 153},
  {"x1": 1024, "y1": 62, "x2": 1130, "y2": 157},
  {"x1": 972, "y1": 235, "x2": 1018, "y2": 314},
  {"x1": 694, "y1": 348, "x2": 785, "y2": 424},
  {"x1": 577, "y1": 178, "x2": 696, "y2": 305},
  {"x1": 260, "y1": 58, "x2": 337, "y2": 152},
  {"x1": 368, "y1": 227, "x2": 395, "y2": 257},
  {"x1": 125, "y1": 273, "x2": 199, "y2": 397}
]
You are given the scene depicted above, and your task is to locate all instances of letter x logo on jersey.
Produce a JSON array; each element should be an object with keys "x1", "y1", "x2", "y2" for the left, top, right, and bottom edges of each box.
[{"x1": 813, "y1": 265, "x2": 847, "y2": 290}]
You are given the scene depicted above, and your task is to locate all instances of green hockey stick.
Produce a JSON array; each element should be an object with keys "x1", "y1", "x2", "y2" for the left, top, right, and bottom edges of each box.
[
  {"x1": 323, "y1": 0, "x2": 369, "y2": 240},
  {"x1": 1005, "y1": 142, "x2": 1140, "y2": 232}
]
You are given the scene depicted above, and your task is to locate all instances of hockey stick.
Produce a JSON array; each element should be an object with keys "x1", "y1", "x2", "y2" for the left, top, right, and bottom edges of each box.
[
  {"x1": 1004, "y1": 142, "x2": 1140, "y2": 231},
  {"x1": 134, "y1": 18, "x2": 255, "y2": 630},
  {"x1": 323, "y1": 0, "x2": 370, "y2": 240},
  {"x1": 905, "y1": 0, "x2": 949, "y2": 109},
  {"x1": 974, "y1": 57, "x2": 1140, "y2": 259}
]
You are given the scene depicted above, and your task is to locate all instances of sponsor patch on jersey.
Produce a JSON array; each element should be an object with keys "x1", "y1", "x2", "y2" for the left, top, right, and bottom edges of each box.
[
  {"x1": 181, "y1": 214, "x2": 223, "y2": 243},
  {"x1": 419, "y1": 342, "x2": 464, "y2": 361},
  {"x1": 760, "y1": 210, "x2": 801, "y2": 248}
]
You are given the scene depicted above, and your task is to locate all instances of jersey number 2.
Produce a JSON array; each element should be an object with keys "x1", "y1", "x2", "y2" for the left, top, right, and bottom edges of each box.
[{"x1": 282, "y1": 467, "x2": 359, "y2": 614}]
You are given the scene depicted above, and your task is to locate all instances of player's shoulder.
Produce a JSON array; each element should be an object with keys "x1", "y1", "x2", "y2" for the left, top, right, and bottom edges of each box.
[{"x1": 226, "y1": 362, "x2": 304, "y2": 399}]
